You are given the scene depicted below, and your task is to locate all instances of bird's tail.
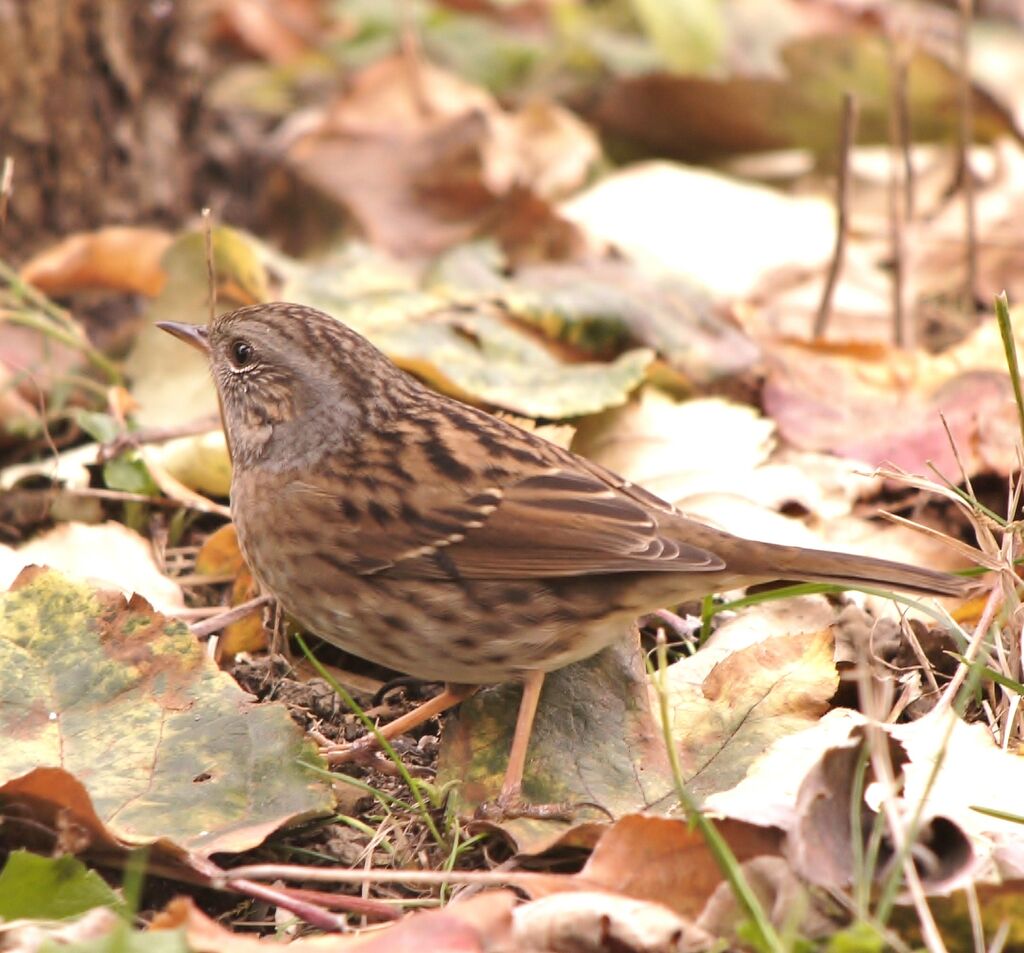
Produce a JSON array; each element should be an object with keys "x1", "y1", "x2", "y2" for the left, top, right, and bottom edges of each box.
[{"x1": 749, "y1": 542, "x2": 970, "y2": 597}]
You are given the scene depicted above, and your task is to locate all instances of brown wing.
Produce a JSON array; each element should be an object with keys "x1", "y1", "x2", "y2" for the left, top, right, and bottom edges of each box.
[{"x1": 354, "y1": 463, "x2": 724, "y2": 580}]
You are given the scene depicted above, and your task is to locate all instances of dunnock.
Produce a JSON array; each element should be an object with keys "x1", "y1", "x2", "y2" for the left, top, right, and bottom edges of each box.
[{"x1": 159, "y1": 304, "x2": 968, "y2": 810}]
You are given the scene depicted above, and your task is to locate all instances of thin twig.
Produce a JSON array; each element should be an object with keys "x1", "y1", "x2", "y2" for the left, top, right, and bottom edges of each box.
[
  {"x1": 226, "y1": 878, "x2": 345, "y2": 931},
  {"x1": 957, "y1": 0, "x2": 978, "y2": 308},
  {"x1": 898, "y1": 73, "x2": 915, "y2": 222},
  {"x1": 188, "y1": 594, "x2": 272, "y2": 639},
  {"x1": 0, "y1": 156, "x2": 12, "y2": 226},
  {"x1": 275, "y1": 884, "x2": 403, "y2": 920},
  {"x1": 166, "y1": 606, "x2": 229, "y2": 619},
  {"x1": 888, "y1": 43, "x2": 912, "y2": 349},
  {"x1": 215, "y1": 862, "x2": 560, "y2": 892},
  {"x1": 96, "y1": 417, "x2": 221, "y2": 462},
  {"x1": 62, "y1": 487, "x2": 218, "y2": 509},
  {"x1": 202, "y1": 208, "x2": 216, "y2": 323},
  {"x1": 814, "y1": 91, "x2": 860, "y2": 339},
  {"x1": 397, "y1": 0, "x2": 429, "y2": 116}
]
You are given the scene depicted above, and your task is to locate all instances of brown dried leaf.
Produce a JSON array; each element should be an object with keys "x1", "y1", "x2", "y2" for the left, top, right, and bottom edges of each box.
[
  {"x1": 20, "y1": 227, "x2": 172, "y2": 297},
  {"x1": 573, "y1": 814, "x2": 782, "y2": 920},
  {"x1": 592, "y1": 24, "x2": 1018, "y2": 163},
  {"x1": 212, "y1": 0, "x2": 326, "y2": 65},
  {"x1": 513, "y1": 890, "x2": 712, "y2": 953},
  {"x1": 663, "y1": 625, "x2": 839, "y2": 803},
  {"x1": 153, "y1": 891, "x2": 515, "y2": 952},
  {"x1": 194, "y1": 523, "x2": 246, "y2": 577},
  {"x1": 762, "y1": 327, "x2": 1021, "y2": 479},
  {"x1": 284, "y1": 56, "x2": 598, "y2": 257}
]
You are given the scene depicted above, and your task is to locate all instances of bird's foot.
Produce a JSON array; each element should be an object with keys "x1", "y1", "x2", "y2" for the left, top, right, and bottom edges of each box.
[{"x1": 321, "y1": 735, "x2": 385, "y2": 767}]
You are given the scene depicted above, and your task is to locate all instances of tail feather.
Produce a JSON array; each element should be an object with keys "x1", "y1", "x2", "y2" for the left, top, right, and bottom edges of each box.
[{"x1": 764, "y1": 544, "x2": 969, "y2": 598}]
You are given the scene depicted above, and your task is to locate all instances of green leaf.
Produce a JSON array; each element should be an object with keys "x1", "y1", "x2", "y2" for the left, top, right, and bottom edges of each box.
[
  {"x1": 40, "y1": 922, "x2": 188, "y2": 953},
  {"x1": 72, "y1": 411, "x2": 121, "y2": 445},
  {"x1": 102, "y1": 456, "x2": 159, "y2": 496},
  {"x1": 0, "y1": 850, "x2": 125, "y2": 921},
  {"x1": 825, "y1": 922, "x2": 886, "y2": 953}
]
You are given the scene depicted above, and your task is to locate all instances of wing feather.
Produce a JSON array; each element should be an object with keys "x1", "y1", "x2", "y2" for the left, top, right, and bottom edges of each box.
[{"x1": 376, "y1": 468, "x2": 723, "y2": 579}]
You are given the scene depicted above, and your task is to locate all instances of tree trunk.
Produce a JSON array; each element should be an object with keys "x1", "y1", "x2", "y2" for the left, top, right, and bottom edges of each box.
[{"x1": 0, "y1": 0, "x2": 211, "y2": 260}]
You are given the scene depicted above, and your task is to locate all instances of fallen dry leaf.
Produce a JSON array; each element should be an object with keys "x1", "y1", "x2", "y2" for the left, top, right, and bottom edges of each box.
[
  {"x1": 789, "y1": 724, "x2": 975, "y2": 894},
  {"x1": 895, "y1": 710, "x2": 1024, "y2": 866},
  {"x1": 574, "y1": 391, "x2": 886, "y2": 520},
  {"x1": 284, "y1": 55, "x2": 598, "y2": 258},
  {"x1": 0, "y1": 906, "x2": 123, "y2": 952},
  {"x1": 195, "y1": 523, "x2": 265, "y2": 658},
  {"x1": 0, "y1": 521, "x2": 183, "y2": 614},
  {"x1": 0, "y1": 308, "x2": 93, "y2": 416},
  {"x1": 195, "y1": 523, "x2": 246, "y2": 577},
  {"x1": 20, "y1": 226, "x2": 173, "y2": 297},
  {"x1": 439, "y1": 633, "x2": 674, "y2": 855},
  {"x1": 696, "y1": 856, "x2": 840, "y2": 943},
  {"x1": 153, "y1": 890, "x2": 516, "y2": 952},
  {"x1": 212, "y1": 0, "x2": 327, "y2": 65},
  {"x1": 0, "y1": 440, "x2": 95, "y2": 493},
  {"x1": 570, "y1": 814, "x2": 782, "y2": 920},
  {"x1": 513, "y1": 890, "x2": 711, "y2": 953},
  {"x1": 0, "y1": 567, "x2": 333, "y2": 856},
  {"x1": 762, "y1": 318, "x2": 1024, "y2": 480},
  {"x1": 560, "y1": 161, "x2": 836, "y2": 300},
  {"x1": 661, "y1": 625, "x2": 839, "y2": 803},
  {"x1": 591, "y1": 15, "x2": 1018, "y2": 163}
]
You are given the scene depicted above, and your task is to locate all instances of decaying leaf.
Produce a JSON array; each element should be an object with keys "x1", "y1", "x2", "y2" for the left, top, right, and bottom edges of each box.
[
  {"x1": 0, "y1": 521, "x2": 183, "y2": 614},
  {"x1": 660, "y1": 624, "x2": 839, "y2": 804},
  {"x1": 153, "y1": 891, "x2": 516, "y2": 952},
  {"x1": 431, "y1": 251, "x2": 760, "y2": 387},
  {"x1": 440, "y1": 633, "x2": 675, "y2": 855},
  {"x1": 513, "y1": 891, "x2": 712, "y2": 953},
  {"x1": 126, "y1": 227, "x2": 269, "y2": 432},
  {"x1": 570, "y1": 814, "x2": 783, "y2": 920},
  {"x1": 592, "y1": 21, "x2": 1019, "y2": 162},
  {"x1": 762, "y1": 321, "x2": 1024, "y2": 479},
  {"x1": 20, "y1": 227, "x2": 173, "y2": 297},
  {"x1": 560, "y1": 161, "x2": 836, "y2": 300},
  {"x1": 0, "y1": 567, "x2": 333, "y2": 856},
  {"x1": 283, "y1": 55, "x2": 598, "y2": 258},
  {"x1": 196, "y1": 524, "x2": 266, "y2": 657}
]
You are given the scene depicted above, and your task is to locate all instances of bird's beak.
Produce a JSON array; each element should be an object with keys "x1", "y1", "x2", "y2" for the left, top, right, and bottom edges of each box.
[{"x1": 157, "y1": 321, "x2": 210, "y2": 354}]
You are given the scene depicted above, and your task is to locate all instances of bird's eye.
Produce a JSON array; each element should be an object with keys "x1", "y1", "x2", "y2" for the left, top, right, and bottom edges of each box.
[{"x1": 229, "y1": 340, "x2": 255, "y2": 368}]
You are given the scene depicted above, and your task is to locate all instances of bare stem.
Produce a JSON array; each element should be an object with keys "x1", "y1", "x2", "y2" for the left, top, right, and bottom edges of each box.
[
  {"x1": 888, "y1": 44, "x2": 912, "y2": 349},
  {"x1": 189, "y1": 594, "x2": 272, "y2": 640},
  {"x1": 814, "y1": 91, "x2": 860, "y2": 339},
  {"x1": 958, "y1": 0, "x2": 978, "y2": 308}
]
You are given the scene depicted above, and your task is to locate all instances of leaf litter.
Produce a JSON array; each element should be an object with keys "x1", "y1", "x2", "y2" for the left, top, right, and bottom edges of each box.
[{"x1": 4, "y1": 0, "x2": 1024, "y2": 948}]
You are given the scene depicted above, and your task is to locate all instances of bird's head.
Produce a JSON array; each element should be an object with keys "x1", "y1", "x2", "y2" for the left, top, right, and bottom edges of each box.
[{"x1": 158, "y1": 303, "x2": 409, "y2": 469}]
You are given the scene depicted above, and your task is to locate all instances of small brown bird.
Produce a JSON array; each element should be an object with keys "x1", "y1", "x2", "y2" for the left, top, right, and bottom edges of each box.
[{"x1": 159, "y1": 303, "x2": 968, "y2": 810}]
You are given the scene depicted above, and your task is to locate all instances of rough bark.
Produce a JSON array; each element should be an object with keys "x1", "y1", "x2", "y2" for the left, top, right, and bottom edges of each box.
[{"x1": 0, "y1": 0, "x2": 211, "y2": 260}]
